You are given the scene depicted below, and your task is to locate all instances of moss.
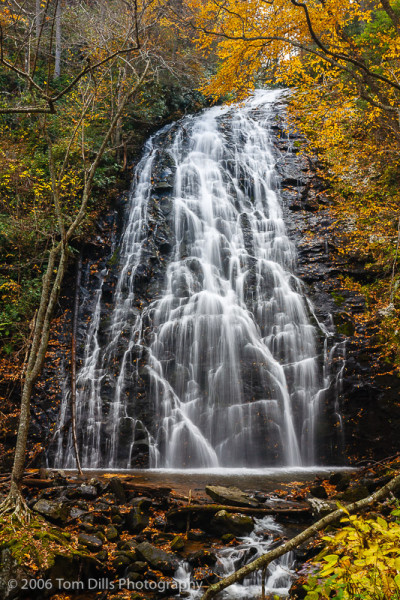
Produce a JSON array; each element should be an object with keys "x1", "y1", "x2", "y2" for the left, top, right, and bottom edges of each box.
[
  {"x1": 331, "y1": 291, "x2": 345, "y2": 306},
  {"x1": 107, "y1": 249, "x2": 119, "y2": 268},
  {"x1": 0, "y1": 515, "x2": 84, "y2": 572},
  {"x1": 336, "y1": 321, "x2": 355, "y2": 336}
]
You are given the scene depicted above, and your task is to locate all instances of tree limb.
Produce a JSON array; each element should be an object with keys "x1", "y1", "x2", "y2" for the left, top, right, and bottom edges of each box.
[{"x1": 167, "y1": 503, "x2": 311, "y2": 519}]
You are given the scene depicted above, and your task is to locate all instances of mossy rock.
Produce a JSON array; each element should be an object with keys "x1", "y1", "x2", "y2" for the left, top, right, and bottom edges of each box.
[
  {"x1": 336, "y1": 485, "x2": 370, "y2": 502},
  {"x1": 0, "y1": 515, "x2": 96, "y2": 599},
  {"x1": 211, "y1": 510, "x2": 253, "y2": 537}
]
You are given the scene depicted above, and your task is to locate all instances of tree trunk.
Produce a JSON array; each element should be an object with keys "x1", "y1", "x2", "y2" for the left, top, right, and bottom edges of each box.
[
  {"x1": 54, "y1": 0, "x2": 62, "y2": 79},
  {"x1": 0, "y1": 247, "x2": 68, "y2": 520},
  {"x1": 36, "y1": 0, "x2": 43, "y2": 39}
]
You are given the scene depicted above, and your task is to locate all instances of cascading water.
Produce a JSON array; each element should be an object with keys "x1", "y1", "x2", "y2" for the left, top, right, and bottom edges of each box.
[
  {"x1": 174, "y1": 516, "x2": 295, "y2": 599},
  {"x1": 53, "y1": 89, "x2": 340, "y2": 470}
]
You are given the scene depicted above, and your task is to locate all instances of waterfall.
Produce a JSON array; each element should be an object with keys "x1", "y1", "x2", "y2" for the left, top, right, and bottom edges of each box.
[{"x1": 53, "y1": 89, "x2": 337, "y2": 470}]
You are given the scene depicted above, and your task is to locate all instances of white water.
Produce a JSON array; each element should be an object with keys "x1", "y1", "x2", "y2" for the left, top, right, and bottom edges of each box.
[
  {"x1": 174, "y1": 516, "x2": 295, "y2": 599},
  {"x1": 54, "y1": 89, "x2": 339, "y2": 469}
]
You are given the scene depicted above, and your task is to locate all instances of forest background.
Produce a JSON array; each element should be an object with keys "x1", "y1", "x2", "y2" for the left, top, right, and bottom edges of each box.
[{"x1": 0, "y1": 0, "x2": 400, "y2": 597}]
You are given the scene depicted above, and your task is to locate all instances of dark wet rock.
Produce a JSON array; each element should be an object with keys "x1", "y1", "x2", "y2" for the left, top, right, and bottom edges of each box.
[
  {"x1": 309, "y1": 485, "x2": 328, "y2": 499},
  {"x1": 77, "y1": 533, "x2": 103, "y2": 552},
  {"x1": 211, "y1": 510, "x2": 254, "y2": 536},
  {"x1": 105, "y1": 525, "x2": 119, "y2": 541},
  {"x1": 153, "y1": 532, "x2": 175, "y2": 544},
  {"x1": 362, "y1": 474, "x2": 392, "y2": 493},
  {"x1": 135, "y1": 542, "x2": 179, "y2": 574},
  {"x1": 129, "y1": 497, "x2": 152, "y2": 511},
  {"x1": 306, "y1": 498, "x2": 337, "y2": 517},
  {"x1": 130, "y1": 561, "x2": 147, "y2": 573},
  {"x1": 108, "y1": 477, "x2": 127, "y2": 504},
  {"x1": 111, "y1": 514, "x2": 124, "y2": 526},
  {"x1": 82, "y1": 513, "x2": 95, "y2": 525},
  {"x1": 123, "y1": 570, "x2": 142, "y2": 582},
  {"x1": 153, "y1": 181, "x2": 173, "y2": 191},
  {"x1": 66, "y1": 484, "x2": 98, "y2": 500},
  {"x1": 96, "y1": 550, "x2": 108, "y2": 562},
  {"x1": 49, "y1": 552, "x2": 101, "y2": 579},
  {"x1": 126, "y1": 508, "x2": 149, "y2": 534},
  {"x1": 115, "y1": 548, "x2": 137, "y2": 561},
  {"x1": 336, "y1": 485, "x2": 369, "y2": 503},
  {"x1": 187, "y1": 549, "x2": 217, "y2": 567},
  {"x1": 205, "y1": 485, "x2": 259, "y2": 508},
  {"x1": 33, "y1": 499, "x2": 70, "y2": 524},
  {"x1": 221, "y1": 533, "x2": 235, "y2": 543},
  {"x1": 80, "y1": 522, "x2": 95, "y2": 533},
  {"x1": 117, "y1": 540, "x2": 138, "y2": 553},
  {"x1": 69, "y1": 507, "x2": 87, "y2": 520},
  {"x1": 187, "y1": 529, "x2": 207, "y2": 541},
  {"x1": 329, "y1": 471, "x2": 351, "y2": 491},
  {"x1": 112, "y1": 554, "x2": 132, "y2": 573}
]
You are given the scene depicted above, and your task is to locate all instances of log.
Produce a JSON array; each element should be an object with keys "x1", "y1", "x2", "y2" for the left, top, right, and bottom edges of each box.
[
  {"x1": 167, "y1": 503, "x2": 311, "y2": 520},
  {"x1": 122, "y1": 483, "x2": 172, "y2": 498},
  {"x1": 200, "y1": 472, "x2": 400, "y2": 600},
  {"x1": 0, "y1": 471, "x2": 37, "y2": 481},
  {"x1": 21, "y1": 478, "x2": 53, "y2": 488}
]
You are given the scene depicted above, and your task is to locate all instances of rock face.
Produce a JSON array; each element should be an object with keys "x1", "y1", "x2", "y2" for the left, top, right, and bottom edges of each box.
[
  {"x1": 271, "y1": 100, "x2": 400, "y2": 462},
  {"x1": 205, "y1": 486, "x2": 259, "y2": 508}
]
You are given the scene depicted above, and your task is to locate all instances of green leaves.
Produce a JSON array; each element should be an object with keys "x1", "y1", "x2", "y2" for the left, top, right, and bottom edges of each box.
[{"x1": 304, "y1": 512, "x2": 400, "y2": 600}]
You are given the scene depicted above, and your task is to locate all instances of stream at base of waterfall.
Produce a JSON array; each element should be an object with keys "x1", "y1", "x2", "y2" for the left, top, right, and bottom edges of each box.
[{"x1": 174, "y1": 516, "x2": 295, "y2": 599}]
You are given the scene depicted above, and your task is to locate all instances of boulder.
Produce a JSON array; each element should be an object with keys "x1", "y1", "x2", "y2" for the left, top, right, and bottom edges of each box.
[
  {"x1": 108, "y1": 477, "x2": 127, "y2": 504},
  {"x1": 33, "y1": 499, "x2": 70, "y2": 524},
  {"x1": 112, "y1": 554, "x2": 132, "y2": 573},
  {"x1": 310, "y1": 485, "x2": 328, "y2": 499},
  {"x1": 205, "y1": 485, "x2": 258, "y2": 508},
  {"x1": 336, "y1": 485, "x2": 369, "y2": 503},
  {"x1": 135, "y1": 542, "x2": 179, "y2": 574},
  {"x1": 212, "y1": 510, "x2": 253, "y2": 536},
  {"x1": 187, "y1": 549, "x2": 216, "y2": 567},
  {"x1": 130, "y1": 561, "x2": 147, "y2": 573},
  {"x1": 126, "y1": 508, "x2": 149, "y2": 534},
  {"x1": 77, "y1": 534, "x2": 103, "y2": 552},
  {"x1": 307, "y1": 498, "x2": 337, "y2": 518},
  {"x1": 188, "y1": 529, "x2": 207, "y2": 541},
  {"x1": 105, "y1": 525, "x2": 119, "y2": 541},
  {"x1": 48, "y1": 552, "x2": 100, "y2": 583},
  {"x1": 129, "y1": 497, "x2": 152, "y2": 511},
  {"x1": 329, "y1": 471, "x2": 351, "y2": 491},
  {"x1": 66, "y1": 484, "x2": 98, "y2": 500}
]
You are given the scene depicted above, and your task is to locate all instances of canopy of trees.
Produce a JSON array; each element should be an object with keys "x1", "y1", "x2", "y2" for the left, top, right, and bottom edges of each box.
[{"x1": 188, "y1": 0, "x2": 400, "y2": 371}]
